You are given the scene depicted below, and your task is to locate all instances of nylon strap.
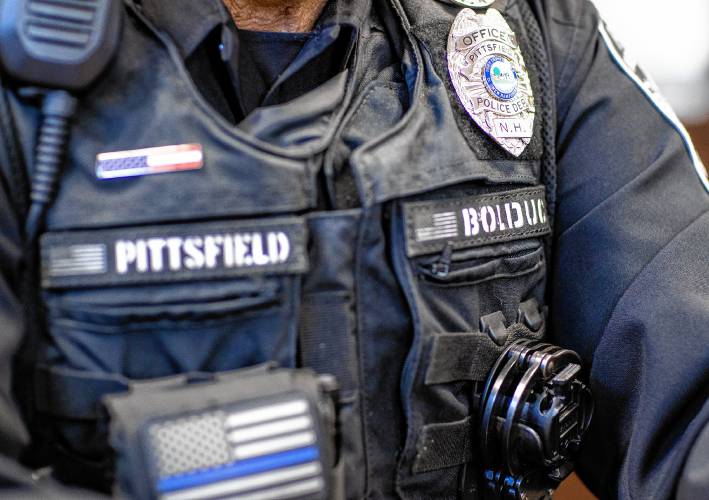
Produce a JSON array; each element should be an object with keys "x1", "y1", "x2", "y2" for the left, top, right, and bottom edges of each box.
[
  {"x1": 426, "y1": 323, "x2": 544, "y2": 386},
  {"x1": 412, "y1": 417, "x2": 473, "y2": 473},
  {"x1": 426, "y1": 333, "x2": 503, "y2": 385},
  {"x1": 299, "y1": 291, "x2": 358, "y2": 396}
]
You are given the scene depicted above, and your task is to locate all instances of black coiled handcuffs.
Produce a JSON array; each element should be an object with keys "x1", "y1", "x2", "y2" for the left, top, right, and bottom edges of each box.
[{"x1": 477, "y1": 340, "x2": 594, "y2": 499}]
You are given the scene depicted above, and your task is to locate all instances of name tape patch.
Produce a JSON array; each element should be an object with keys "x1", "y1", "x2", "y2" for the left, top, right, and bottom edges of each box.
[
  {"x1": 41, "y1": 217, "x2": 308, "y2": 289},
  {"x1": 96, "y1": 143, "x2": 203, "y2": 180},
  {"x1": 404, "y1": 187, "x2": 551, "y2": 257}
]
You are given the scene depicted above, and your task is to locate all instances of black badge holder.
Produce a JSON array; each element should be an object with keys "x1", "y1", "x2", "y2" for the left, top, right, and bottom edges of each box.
[
  {"x1": 104, "y1": 366, "x2": 342, "y2": 500},
  {"x1": 472, "y1": 340, "x2": 594, "y2": 500},
  {"x1": 0, "y1": 0, "x2": 122, "y2": 239}
]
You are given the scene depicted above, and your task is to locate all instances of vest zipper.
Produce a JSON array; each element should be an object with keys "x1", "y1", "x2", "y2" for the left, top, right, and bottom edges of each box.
[{"x1": 429, "y1": 242, "x2": 454, "y2": 279}]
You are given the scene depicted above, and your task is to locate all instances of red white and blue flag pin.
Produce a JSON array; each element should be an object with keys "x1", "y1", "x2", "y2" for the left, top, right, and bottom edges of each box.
[{"x1": 95, "y1": 143, "x2": 203, "y2": 180}]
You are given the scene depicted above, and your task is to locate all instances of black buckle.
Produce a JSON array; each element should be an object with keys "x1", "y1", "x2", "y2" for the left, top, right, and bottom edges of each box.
[{"x1": 477, "y1": 340, "x2": 594, "y2": 499}]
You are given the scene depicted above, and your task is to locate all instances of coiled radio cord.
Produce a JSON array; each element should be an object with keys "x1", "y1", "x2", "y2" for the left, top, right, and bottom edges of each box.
[{"x1": 25, "y1": 90, "x2": 78, "y2": 241}]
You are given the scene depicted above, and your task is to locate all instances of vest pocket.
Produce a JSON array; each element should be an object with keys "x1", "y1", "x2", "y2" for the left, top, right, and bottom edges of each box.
[
  {"x1": 43, "y1": 277, "x2": 299, "y2": 377},
  {"x1": 417, "y1": 241, "x2": 544, "y2": 286},
  {"x1": 413, "y1": 243, "x2": 545, "y2": 332},
  {"x1": 34, "y1": 217, "x2": 307, "y2": 489},
  {"x1": 390, "y1": 192, "x2": 549, "y2": 499}
]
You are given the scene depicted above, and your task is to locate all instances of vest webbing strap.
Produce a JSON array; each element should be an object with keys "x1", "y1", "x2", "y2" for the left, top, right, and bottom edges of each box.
[
  {"x1": 426, "y1": 333, "x2": 503, "y2": 386},
  {"x1": 415, "y1": 323, "x2": 545, "y2": 473},
  {"x1": 299, "y1": 291, "x2": 358, "y2": 396},
  {"x1": 425, "y1": 323, "x2": 544, "y2": 386},
  {"x1": 412, "y1": 417, "x2": 473, "y2": 473}
]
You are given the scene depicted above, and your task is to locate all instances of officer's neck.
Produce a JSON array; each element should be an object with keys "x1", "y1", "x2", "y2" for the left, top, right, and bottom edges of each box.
[{"x1": 222, "y1": 0, "x2": 328, "y2": 33}]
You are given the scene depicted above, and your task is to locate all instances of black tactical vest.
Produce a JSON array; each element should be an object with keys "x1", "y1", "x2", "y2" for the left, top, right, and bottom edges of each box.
[{"x1": 9, "y1": 0, "x2": 557, "y2": 498}]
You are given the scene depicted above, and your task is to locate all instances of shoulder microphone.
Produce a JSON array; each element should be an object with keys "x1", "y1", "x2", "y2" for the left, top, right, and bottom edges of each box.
[{"x1": 0, "y1": 0, "x2": 123, "y2": 239}]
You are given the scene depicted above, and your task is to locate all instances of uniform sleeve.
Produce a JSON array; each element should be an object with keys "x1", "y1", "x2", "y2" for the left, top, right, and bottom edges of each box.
[
  {"x1": 543, "y1": 1, "x2": 709, "y2": 498},
  {"x1": 0, "y1": 106, "x2": 30, "y2": 458}
]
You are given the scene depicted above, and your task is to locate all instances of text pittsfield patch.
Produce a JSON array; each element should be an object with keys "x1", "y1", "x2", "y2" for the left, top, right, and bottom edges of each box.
[
  {"x1": 41, "y1": 217, "x2": 308, "y2": 289},
  {"x1": 403, "y1": 187, "x2": 551, "y2": 257}
]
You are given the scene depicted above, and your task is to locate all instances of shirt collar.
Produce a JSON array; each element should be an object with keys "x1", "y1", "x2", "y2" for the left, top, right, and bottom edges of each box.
[
  {"x1": 320, "y1": 0, "x2": 371, "y2": 33},
  {"x1": 134, "y1": 0, "x2": 371, "y2": 59},
  {"x1": 136, "y1": 0, "x2": 227, "y2": 58}
]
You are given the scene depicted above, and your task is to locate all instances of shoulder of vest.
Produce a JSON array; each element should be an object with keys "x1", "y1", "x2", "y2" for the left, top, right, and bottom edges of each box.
[{"x1": 537, "y1": 0, "x2": 600, "y2": 31}]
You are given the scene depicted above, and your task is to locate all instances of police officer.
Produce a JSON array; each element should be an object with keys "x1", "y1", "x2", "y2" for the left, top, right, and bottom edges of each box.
[{"x1": 0, "y1": 0, "x2": 706, "y2": 499}]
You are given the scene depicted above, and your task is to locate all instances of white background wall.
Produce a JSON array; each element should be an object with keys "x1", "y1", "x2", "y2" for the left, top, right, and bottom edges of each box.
[{"x1": 591, "y1": 0, "x2": 709, "y2": 123}]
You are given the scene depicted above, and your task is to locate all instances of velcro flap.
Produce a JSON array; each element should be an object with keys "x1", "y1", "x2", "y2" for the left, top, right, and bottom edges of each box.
[
  {"x1": 41, "y1": 217, "x2": 308, "y2": 289},
  {"x1": 425, "y1": 333, "x2": 503, "y2": 386},
  {"x1": 413, "y1": 417, "x2": 473, "y2": 473},
  {"x1": 403, "y1": 186, "x2": 551, "y2": 257},
  {"x1": 426, "y1": 323, "x2": 546, "y2": 386}
]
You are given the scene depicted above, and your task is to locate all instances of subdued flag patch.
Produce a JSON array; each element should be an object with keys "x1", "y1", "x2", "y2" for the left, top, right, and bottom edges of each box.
[{"x1": 149, "y1": 398, "x2": 326, "y2": 500}]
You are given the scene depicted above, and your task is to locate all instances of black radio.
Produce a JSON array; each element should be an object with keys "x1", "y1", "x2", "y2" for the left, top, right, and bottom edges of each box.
[
  {"x1": 0, "y1": 0, "x2": 122, "y2": 239},
  {"x1": 105, "y1": 367, "x2": 342, "y2": 500}
]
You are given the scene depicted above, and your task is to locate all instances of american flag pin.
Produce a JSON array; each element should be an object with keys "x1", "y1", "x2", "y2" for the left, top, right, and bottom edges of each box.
[{"x1": 95, "y1": 143, "x2": 204, "y2": 180}]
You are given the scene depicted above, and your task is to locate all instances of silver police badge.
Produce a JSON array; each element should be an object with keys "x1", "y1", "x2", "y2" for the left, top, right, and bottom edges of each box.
[{"x1": 448, "y1": 8, "x2": 535, "y2": 157}]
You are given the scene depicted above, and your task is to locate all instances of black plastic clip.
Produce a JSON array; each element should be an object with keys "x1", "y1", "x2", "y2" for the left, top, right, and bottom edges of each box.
[{"x1": 480, "y1": 311, "x2": 509, "y2": 346}]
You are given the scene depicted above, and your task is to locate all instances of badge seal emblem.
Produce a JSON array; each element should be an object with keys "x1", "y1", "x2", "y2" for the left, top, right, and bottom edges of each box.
[{"x1": 448, "y1": 8, "x2": 535, "y2": 157}]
